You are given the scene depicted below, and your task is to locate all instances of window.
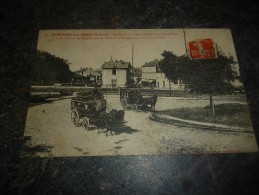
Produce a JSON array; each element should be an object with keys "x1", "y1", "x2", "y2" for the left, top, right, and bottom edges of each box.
[
  {"x1": 157, "y1": 82, "x2": 159, "y2": 88},
  {"x1": 112, "y1": 68, "x2": 116, "y2": 75},
  {"x1": 163, "y1": 81, "x2": 165, "y2": 87},
  {"x1": 111, "y1": 79, "x2": 117, "y2": 87}
]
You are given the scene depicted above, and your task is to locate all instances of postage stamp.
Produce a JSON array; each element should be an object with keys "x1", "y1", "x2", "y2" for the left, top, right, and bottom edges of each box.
[{"x1": 188, "y1": 38, "x2": 216, "y2": 59}]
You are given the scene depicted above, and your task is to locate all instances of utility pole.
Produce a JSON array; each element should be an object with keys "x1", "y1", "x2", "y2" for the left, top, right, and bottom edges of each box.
[
  {"x1": 183, "y1": 29, "x2": 188, "y2": 57},
  {"x1": 169, "y1": 71, "x2": 172, "y2": 96},
  {"x1": 131, "y1": 42, "x2": 134, "y2": 87}
]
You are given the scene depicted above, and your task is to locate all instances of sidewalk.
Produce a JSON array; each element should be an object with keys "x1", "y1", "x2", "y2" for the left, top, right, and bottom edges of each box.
[{"x1": 150, "y1": 112, "x2": 253, "y2": 133}]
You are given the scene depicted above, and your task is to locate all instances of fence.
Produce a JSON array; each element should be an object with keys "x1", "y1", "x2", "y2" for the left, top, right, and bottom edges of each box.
[{"x1": 30, "y1": 86, "x2": 199, "y2": 98}]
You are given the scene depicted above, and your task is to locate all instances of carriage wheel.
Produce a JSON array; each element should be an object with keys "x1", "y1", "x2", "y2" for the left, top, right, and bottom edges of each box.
[
  {"x1": 121, "y1": 99, "x2": 127, "y2": 109},
  {"x1": 82, "y1": 117, "x2": 90, "y2": 130},
  {"x1": 71, "y1": 109, "x2": 79, "y2": 126}
]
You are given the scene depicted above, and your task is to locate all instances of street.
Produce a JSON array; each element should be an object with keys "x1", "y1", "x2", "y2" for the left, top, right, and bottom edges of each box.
[{"x1": 23, "y1": 95, "x2": 258, "y2": 157}]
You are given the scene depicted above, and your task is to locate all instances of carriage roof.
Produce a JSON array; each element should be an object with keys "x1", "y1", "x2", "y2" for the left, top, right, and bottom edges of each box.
[{"x1": 72, "y1": 89, "x2": 104, "y2": 102}]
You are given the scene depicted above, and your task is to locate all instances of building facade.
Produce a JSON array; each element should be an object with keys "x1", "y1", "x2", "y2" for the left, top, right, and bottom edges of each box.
[
  {"x1": 101, "y1": 59, "x2": 132, "y2": 87},
  {"x1": 73, "y1": 68, "x2": 102, "y2": 86},
  {"x1": 141, "y1": 60, "x2": 182, "y2": 89}
]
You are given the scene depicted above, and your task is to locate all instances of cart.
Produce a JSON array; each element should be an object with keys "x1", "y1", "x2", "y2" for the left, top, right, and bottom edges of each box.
[
  {"x1": 71, "y1": 89, "x2": 125, "y2": 132},
  {"x1": 71, "y1": 90, "x2": 107, "y2": 130},
  {"x1": 119, "y1": 89, "x2": 157, "y2": 111}
]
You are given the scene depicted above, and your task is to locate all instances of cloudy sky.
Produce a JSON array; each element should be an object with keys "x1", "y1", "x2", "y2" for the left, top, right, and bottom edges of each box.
[{"x1": 37, "y1": 29, "x2": 238, "y2": 72}]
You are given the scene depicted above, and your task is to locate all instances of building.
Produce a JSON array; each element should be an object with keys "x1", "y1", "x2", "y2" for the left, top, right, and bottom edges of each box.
[
  {"x1": 71, "y1": 72, "x2": 88, "y2": 86},
  {"x1": 141, "y1": 59, "x2": 182, "y2": 89},
  {"x1": 132, "y1": 67, "x2": 142, "y2": 87},
  {"x1": 72, "y1": 68, "x2": 102, "y2": 86},
  {"x1": 82, "y1": 68, "x2": 102, "y2": 87},
  {"x1": 101, "y1": 58, "x2": 132, "y2": 87}
]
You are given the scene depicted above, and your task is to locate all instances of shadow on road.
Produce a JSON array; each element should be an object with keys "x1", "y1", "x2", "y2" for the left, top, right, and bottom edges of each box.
[
  {"x1": 113, "y1": 125, "x2": 140, "y2": 135},
  {"x1": 114, "y1": 139, "x2": 129, "y2": 144}
]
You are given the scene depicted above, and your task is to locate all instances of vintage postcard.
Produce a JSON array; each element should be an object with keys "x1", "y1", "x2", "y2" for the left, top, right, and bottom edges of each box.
[{"x1": 22, "y1": 29, "x2": 258, "y2": 157}]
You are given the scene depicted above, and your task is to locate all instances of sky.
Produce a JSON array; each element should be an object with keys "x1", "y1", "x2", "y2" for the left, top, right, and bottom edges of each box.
[{"x1": 37, "y1": 29, "x2": 238, "y2": 72}]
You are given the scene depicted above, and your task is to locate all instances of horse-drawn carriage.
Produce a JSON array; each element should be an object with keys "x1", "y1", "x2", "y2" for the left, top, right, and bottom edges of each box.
[
  {"x1": 71, "y1": 88, "x2": 125, "y2": 134},
  {"x1": 120, "y1": 89, "x2": 157, "y2": 111}
]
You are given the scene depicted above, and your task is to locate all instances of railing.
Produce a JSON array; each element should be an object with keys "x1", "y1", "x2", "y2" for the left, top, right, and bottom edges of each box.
[
  {"x1": 30, "y1": 85, "x2": 199, "y2": 97},
  {"x1": 120, "y1": 88, "x2": 199, "y2": 98}
]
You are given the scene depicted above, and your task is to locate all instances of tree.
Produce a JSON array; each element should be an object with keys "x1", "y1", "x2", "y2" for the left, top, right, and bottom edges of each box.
[
  {"x1": 159, "y1": 51, "x2": 179, "y2": 81},
  {"x1": 159, "y1": 50, "x2": 237, "y2": 116},
  {"x1": 33, "y1": 51, "x2": 72, "y2": 84}
]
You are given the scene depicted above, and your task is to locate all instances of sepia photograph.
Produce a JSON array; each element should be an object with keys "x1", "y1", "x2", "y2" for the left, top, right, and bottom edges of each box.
[{"x1": 22, "y1": 29, "x2": 258, "y2": 157}]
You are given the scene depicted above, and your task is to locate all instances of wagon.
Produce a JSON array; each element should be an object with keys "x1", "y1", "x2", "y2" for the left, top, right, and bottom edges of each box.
[
  {"x1": 71, "y1": 89, "x2": 125, "y2": 132},
  {"x1": 119, "y1": 89, "x2": 157, "y2": 111},
  {"x1": 71, "y1": 89, "x2": 107, "y2": 130}
]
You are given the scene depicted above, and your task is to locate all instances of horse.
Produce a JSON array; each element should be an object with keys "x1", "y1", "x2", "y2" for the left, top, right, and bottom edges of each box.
[
  {"x1": 96, "y1": 111, "x2": 109, "y2": 134},
  {"x1": 112, "y1": 109, "x2": 125, "y2": 129},
  {"x1": 142, "y1": 94, "x2": 157, "y2": 111},
  {"x1": 96, "y1": 110, "x2": 116, "y2": 136},
  {"x1": 98, "y1": 109, "x2": 125, "y2": 136}
]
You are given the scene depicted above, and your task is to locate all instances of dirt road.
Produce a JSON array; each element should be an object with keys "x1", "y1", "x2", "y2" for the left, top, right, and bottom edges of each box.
[{"x1": 23, "y1": 96, "x2": 258, "y2": 157}]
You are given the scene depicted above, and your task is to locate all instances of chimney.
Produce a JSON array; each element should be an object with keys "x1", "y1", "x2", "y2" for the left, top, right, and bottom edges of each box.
[{"x1": 81, "y1": 67, "x2": 83, "y2": 76}]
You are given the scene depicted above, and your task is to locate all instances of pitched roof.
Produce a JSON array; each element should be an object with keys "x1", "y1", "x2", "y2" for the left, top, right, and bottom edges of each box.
[
  {"x1": 101, "y1": 60, "x2": 131, "y2": 69},
  {"x1": 82, "y1": 69, "x2": 102, "y2": 76},
  {"x1": 74, "y1": 68, "x2": 102, "y2": 76},
  {"x1": 72, "y1": 72, "x2": 87, "y2": 78},
  {"x1": 141, "y1": 59, "x2": 158, "y2": 67}
]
